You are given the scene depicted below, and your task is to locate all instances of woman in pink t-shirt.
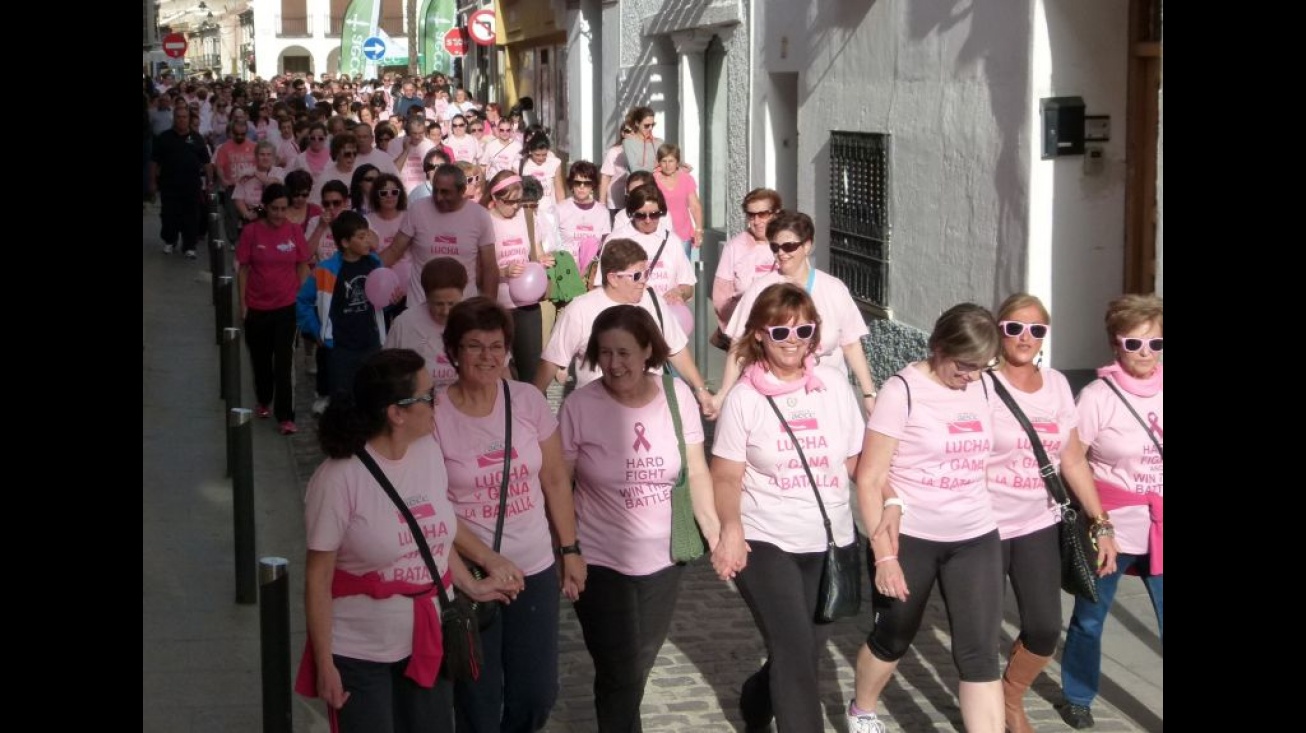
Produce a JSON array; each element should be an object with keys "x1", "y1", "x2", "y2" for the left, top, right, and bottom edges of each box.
[
  {"x1": 559, "y1": 305, "x2": 718, "y2": 733},
  {"x1": 555, "y1": 160, "x2": 611, "y2": 273},
  {"x1": 232, "y1": 141, "x2": 287, "y2": 224},
  {"x1": 711, "y1": 284, "x2": 864, "y2": 732},
  {"x1": 653, "y1": 142, "x2": 703, "y2": 254},
  {"x1": 274, "y1": 117, "x2": 299, "y2": 167},
  {"x1": 1060, "y1": 294, "x2": 1163, "y2": 730},
  {"x1": 297, "y1": 348, "x2": 521, "y2": 731},
  {"x1": 291, "y1": 121, "x2": 331, "y2": 177},
  {"x1": 385, "y1": 257, "x2": 466, "y2": 389},
  {"x1": 519, "y1": 132, "x2": 566, "y2": 220},
  {"x1": 986, "y1": 293, "x2": 1118, "y2": 733},
  {"x1": 711, "y1": 188, "x2": 781, "y2": 350},
  {"x1": 433, "y1": 299, "x2": 583, "y2": 732},
  {"x1": 480, "y1": 171, "x2": 555, "y2": 386},
  {"x1": 234, "y1": 183, "x2": 312, "y2": 433},
  {"x1": 849, "y1": 303, "x2": 1004, "y2": 733},
  {"x1": 283, "y1": 169, "x2": 323, "y2": 235}
]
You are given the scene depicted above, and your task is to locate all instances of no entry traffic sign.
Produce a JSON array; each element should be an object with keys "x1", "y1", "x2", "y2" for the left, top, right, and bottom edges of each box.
[
  {"x1": 443, "y1": 28, "x2": 467, "y2": 57},
  {"x1": 163, "y1": 32, "x2": 188, "y2": 59}
]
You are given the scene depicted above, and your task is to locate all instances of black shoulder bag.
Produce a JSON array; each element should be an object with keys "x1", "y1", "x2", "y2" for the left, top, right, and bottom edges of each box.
[
  {"x1": 988, "y1": 375, "x2": 1099, "y2": 603},
  {"x1": 764, "y1": 395, "x2": 862, "y2": 623},
  {"x1": 467, "y1": 379, "x2": 513, "y2": 629},
  {"x1": 644, "y1": 231, "x2": 672, "y2": 331},
  {"x1": 355, "y1": 448, "x2": 483, "y2": 681}
]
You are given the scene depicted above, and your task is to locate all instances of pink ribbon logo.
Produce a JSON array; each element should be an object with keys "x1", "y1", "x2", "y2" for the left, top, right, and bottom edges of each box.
[
  {"x1": 1147, "y1": 412, "x2": 1163, "y2": 439},
  {"x1": 632, "y1": 422, "x2": 652, "y2": 453}
]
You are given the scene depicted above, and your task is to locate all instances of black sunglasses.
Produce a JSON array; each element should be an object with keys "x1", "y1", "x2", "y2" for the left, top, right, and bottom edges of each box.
[
  {"x1": 769, "y1": 240, "x2": 805, "y2": 254},
  {"x1": 632, "y1": 211, "x2": 665, "y2": 221}
]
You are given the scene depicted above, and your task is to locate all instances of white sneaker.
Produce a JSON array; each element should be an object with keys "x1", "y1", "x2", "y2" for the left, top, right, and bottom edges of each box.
[
  {"x1": 312, "y1": 395, "x2": 330, "y2": 416},
  {"x1": 846, "y1": 702, "x2": 887, "y2": 733},
  {"x1": 162, "y1": 244, "x2": 175, "y2": 254},
  {"x1": 185, "y1": 250, "x2": 198, "y2": 259}
]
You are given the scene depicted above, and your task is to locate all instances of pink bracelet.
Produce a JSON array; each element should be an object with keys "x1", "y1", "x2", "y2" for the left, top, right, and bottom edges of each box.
[{"x1": 874, "y1": 555, "x2": 898, "y2": 565}]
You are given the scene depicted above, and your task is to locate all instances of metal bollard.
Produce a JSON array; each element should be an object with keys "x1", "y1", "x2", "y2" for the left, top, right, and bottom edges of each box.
[
  {"x1": 693, "y1": 259, "x2": 709, "y2": 381},
  {"x1": 217, "y1": 276, "x2": 233, "y2": 347},
  {"x1": 259, "y1": 557, "x2": 292, "y2": 733},
  {"x1": 222, "y1": 326, "x2": 241, "y2": 407},
  {"x1": 208, "y1": 210, "x2": 222, "y2": 246},
  {"x1": 229, "y1": 408, "x2": 257, "y2": 604},
  {"x1": 210, "y1": 238, "x2": 226, "y2": 304}
]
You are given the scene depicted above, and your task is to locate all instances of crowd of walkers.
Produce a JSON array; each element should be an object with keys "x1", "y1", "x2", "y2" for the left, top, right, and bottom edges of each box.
[{"x1": 147, "y1": 69, "x2": 1162, "y2": 733}]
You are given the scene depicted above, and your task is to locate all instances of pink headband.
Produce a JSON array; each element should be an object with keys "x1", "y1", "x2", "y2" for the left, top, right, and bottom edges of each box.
[{"x1": 491, "y1": 175, "x2": 523, "y2": 196}]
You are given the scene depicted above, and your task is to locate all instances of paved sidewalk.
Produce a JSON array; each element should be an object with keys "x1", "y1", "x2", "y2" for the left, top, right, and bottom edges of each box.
[{"x1": 143, "y1": 203, "x2": 1161, "y2": 732}]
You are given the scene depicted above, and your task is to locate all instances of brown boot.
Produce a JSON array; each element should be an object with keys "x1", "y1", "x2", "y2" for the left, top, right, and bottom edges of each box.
[{"x1": 1003, "y1": 639, "x2": 1053, "y2": 733}]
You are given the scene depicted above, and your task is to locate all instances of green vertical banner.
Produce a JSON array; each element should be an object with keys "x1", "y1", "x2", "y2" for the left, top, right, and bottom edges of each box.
[
  {"x1": 420, "y1": 0, "x2": 457, "y2": 76},
  {"x1": 340, "y1": 0, "x2": 382, "y2": 77}
]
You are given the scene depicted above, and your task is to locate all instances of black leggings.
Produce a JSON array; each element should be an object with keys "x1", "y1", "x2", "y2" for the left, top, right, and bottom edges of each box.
[
  {"x1": 867, "y1": 530, "x2": 1003, "y2": 682},
  {"x1": 510, "y1": 304, "x2": 542, "y2": 385},
  {"x1": 1001, "y1": 523, "x2": 1063, "y2": 656},
  {"x1": 733, "y1": 541, "x2": 832, "y2": 733}
]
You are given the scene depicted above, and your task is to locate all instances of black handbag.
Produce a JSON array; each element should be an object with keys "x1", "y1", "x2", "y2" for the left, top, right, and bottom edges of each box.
[
  {"x1": 355, "y1": 449, "x2": 484, "y2": 682},
  {"x1": 989, "y1": 376, "x2": 1099, "y2": 603},
  {"x1": 765, "y1": 396, "x2": 862, "y2": 623},
  {"x1": 467, "y1": 379, "x2": 513, "y2": 630}
]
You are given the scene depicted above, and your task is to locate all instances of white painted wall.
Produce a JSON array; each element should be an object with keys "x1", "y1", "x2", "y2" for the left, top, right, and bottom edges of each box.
[
  {"x1": 254, "y1": 0, "x2": 339, "y2": 76},
  {"x1": 1033, "y1": 0, "x2": 1129, "y2": 370}
]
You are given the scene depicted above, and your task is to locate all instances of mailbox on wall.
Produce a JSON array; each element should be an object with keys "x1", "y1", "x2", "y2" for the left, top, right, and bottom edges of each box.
[{"x1": 1040, "y1": 96, "x2": 1086, "y2": 159}]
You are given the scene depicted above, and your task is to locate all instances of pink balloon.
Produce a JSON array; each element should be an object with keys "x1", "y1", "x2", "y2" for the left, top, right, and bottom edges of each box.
[
  {"x1": 365, "y1": 267, "x2": 400, "y2": 309},
  {"x1": 509, "y1": 262, "x2": 549, "y2": 305},
  {"x1": 667, "y1": 301, "x2": 694, "y2": 336},
  {"x1": 391, "y1": 258, "x2": 413, "y2": 293}
]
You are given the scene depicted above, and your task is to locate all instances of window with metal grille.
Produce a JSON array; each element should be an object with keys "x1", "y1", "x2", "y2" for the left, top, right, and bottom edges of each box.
[{"x1": 828, "y1": 132, "x2": 891, "y2": 318}]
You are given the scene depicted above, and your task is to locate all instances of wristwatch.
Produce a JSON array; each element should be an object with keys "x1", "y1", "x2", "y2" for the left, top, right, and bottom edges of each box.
[{"x1": 558, "y1": 541, "x2": 582, "y2": 556}]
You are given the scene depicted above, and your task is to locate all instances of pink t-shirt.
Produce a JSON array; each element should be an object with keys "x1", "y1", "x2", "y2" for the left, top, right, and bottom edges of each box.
[
  {"x1": 309, "y1": 163, "x2": 354, "y2": 206},
  {"x1": 555, "y1": 199, "x2": 611, "y2": 262},
  {"x1": 599, "y1": 145, "x2": 629, "y2": 212},
  {"x1": 490, "y1": 211, "x2": 533, "y2": 310},
  {"x1": 560, "y1": 378, "x2": 704, "y2": 576},
  {"x1": 725, "y1": 270, "x2": 869, "y2": 375},
  {"x1": 293, "y1": 148, "x2": 331, "y2": 177},
  {"x1": 592, "y1": 229, "x2": 695, "y2": 297},
  {"x1": 520, "y1": 154, "x2": 563, "y2": 217},
  {"x1": 865, "y1": 365, "x2": 997, "y2": 542},
  {"x1": 303, "y1": 436, "x2": 457, "y2": 663},
  {"x1": 987, "y1": 369, "x2": 1079, "y2": 540},
  {"x1": 399, "y1": 201, "x2": 496, "y2": 304},
  {"x1": 434, "y1": 381, "x2": 559, "y2": 577},
  {"x1": 655, "y1": 171, "x2": 699, "y2": 243},
  {"x1": 712, "y1": 366, "x2": 864, "y2": 553},
  {"x1": 1076, "y1": 378, "x2": 1163, "y2": 555},
  {"x1": 540, "y1": 287, "x2": 689, "y2": 388},
  {"x1": 479, "y1": 138, "x2": 523, "y2": 180},
  {"x1": 383, "y1": 307, "x2": 459, "y2": 390},
  {"x1": 446, "y1": 134, "x2": 480, "y2": 164},
  {"x1": 355, "y1": 148, "x2": 401, "y2": 178},
  {"x1": 232, "y1": 167, "x2": 288, "y2": 206},
  {"x1": 397, "y1": 138, "x2": 437, "y2": 193},
  {"x1": 715, "y1": 231, "x2": 777, "y2": 326},
  {"x1": 214, "y1": 139, "x2": 257, "y2": 186},
  {"x1": 234, "y1": 219, "x2": 311, "y2": 311},
  {"x1": 365, "y1": 211, "x2": 406, "y2": 253}
]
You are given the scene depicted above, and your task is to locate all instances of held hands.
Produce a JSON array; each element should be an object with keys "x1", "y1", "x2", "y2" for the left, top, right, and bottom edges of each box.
[
  {"x1": 559, "y1": 553, "x2": 587, "y2": 601},
  {"x1": 477, "y1": 553, "x2": 526, "y2": 602},
  {"x1": 696, "y1": 388, "x2": 719, "y2": 421},
  {"x1": 711, "y1": 524, "x2": 750, "y2": 581}
]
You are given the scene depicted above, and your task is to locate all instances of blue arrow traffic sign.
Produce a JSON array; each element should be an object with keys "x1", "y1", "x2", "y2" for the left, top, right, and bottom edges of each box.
[{"x1": 363, "y1": 37, "x2": 386, "y2": 61}]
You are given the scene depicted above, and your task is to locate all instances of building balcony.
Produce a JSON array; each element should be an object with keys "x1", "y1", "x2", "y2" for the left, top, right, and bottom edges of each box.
[{"x1": 275, "y1": 13, "x2": 312, "y2": 37}]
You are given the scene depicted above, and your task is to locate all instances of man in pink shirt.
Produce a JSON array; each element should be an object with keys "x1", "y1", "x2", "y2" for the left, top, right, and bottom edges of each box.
[
  {"x1": 350, "y1": 123, "x2": 401, "y2": 178},
  {"x1": 395, "y1": 114, "x2": 436, "y2": 194},
  {"x1": 382, "y1": 164, "x2": 498, "y2": 305},
  {"x1": 214, "y1": 118, "x2": 257, "y2": 240}
]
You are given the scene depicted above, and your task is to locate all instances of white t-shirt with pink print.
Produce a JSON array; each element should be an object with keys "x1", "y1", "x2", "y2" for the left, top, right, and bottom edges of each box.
[
  {"x1": 987, "y1": 369, "x2": 1079, "y2": 540},
  {"x1": 520, "y1": 153, "x2": 563, "y2": 217},
  {"x1": 560, "y1": 377, "x2": 704, "y2": 577},
  {"x1": 446, "y1": 134, "x2": 481, "y2": 164},
  {"x1": 593, "y1": 229, "x2": 696, "y2": 297},
  {"x1": 540, "y1": 287, "x2": 689, "y2": 389},
  {"x1": 1076, "y1": 377, "x2": 1163, "y2": 556},
  {"x1": 725, "y1": 270, "x2": 869, "y2": 376},
  {"x1": 865, "y1": 365, "x2": 997, "y2": 543},
  {"x1": 365, "y1": 211, "x2": 406, "y2": 253},
  {"x1": 434, "y1": 381, "x2": 559, "y2": 577},
  {"x1": 715, "y1": 231, "x2": 777, "y2": 325},
  {"x1": 555, "y1": 199, "x2": 612, "y2": 261},
  {"x1": 303, "y1": 436, "x2": 456, "y2": 663},
  {"x1": 383, "y1": 307, "x2": 459, "y2": 390},
  {"x1": 712, "y1": 366, "x2": 864, "y2": 553}
]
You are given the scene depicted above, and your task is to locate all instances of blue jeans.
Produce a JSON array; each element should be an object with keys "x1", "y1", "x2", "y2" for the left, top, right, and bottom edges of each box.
[{"x1": 1061, "y1": 553, "x2": 1163, "y2": 706}]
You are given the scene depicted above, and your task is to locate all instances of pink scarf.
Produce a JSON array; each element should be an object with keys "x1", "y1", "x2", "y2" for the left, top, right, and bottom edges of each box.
[
  {"x1": 304, "y1": 146, "x2": 330, "y2": 176},
  {"x1": 742, "y1": 355, "x2": 825, "y2": 396},
  {"x1": 1096, "y1": 361, "x2": 1163, "y2": 397}
]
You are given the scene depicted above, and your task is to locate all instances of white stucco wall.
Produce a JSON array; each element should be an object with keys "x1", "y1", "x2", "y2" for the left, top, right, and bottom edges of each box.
[
  {"x1": 253, "y1": 0, "x2": 338, "y2": 77},
  {"x1": 791, "y1": 0, "x2": 1033, "y2": 333},
  {"x1": 1031, "y1": 0, "x2": 1128, "y2": 370}
]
